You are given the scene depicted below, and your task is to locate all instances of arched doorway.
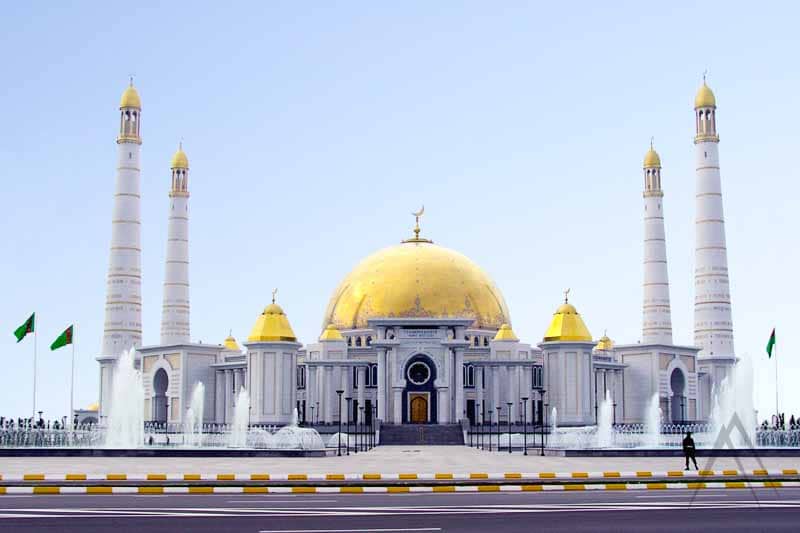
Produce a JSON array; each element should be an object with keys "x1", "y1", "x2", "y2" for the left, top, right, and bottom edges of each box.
[
  {"x1": 402, "y1": 355, "x2": 437, "y2": 424},
  {"x1": 670, "y1": 368, "x2": 686, "y2": 423},
  {"x1": 153, "y1": 368, "x2": 169, "y2": 423},
  {"x1": 410, "y1": 395, "x2": 428, "y2": 423}
]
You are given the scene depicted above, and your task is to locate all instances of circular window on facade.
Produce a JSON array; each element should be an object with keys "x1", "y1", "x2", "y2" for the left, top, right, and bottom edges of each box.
[{"x1": 407, "y1": 361, "x2": 431, "y2": 385}]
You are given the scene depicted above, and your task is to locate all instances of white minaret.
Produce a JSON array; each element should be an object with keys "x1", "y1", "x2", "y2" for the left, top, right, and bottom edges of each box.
[
  {"x1": 693, "y1": 79, "x2": 735, "y2": 359},
  {"x1": 98, "y1": 81, "x2": 143, "y2": 418},
  {"x1": 101, "y1": 81, "x2": 143, "y2": 357},
  {"x1": 159, "y1": 144, "x2": 191, "y2": 345},
  {"x1": 642, "y1": 142, "x2": 673, "y2": 344}
]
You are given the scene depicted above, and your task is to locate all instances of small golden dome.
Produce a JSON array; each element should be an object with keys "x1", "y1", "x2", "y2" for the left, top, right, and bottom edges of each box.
[
  {"x1": 87, "y1": 402, "x2": 99, "y2": 412},
  {"x1": 493, "y1": 323, "x2": 519, "y2": 342},
  {"x1": 644, "y1": 147, "x2": 661, "y2": 168},
  {"x1": 595, "y1": 334, "x2": 614, "y2": 352},
  {"x1": 248, "y1": 302, "x2": 297, "y2": 342},
  {"x1": 120, "y1": 84, "x2": 141, "y2": 109},
  {"x1": 223, "y1": 334, "x2": 240, "y2": 351},
  {"x1": 319, "y1": 323, "x2": 344, "y2": 341},
  {"x1": 694, "y1": 82, "x2": 716, "y2": 108},
  {"x1": 544, "y1": 297, "x2": 592, "y2": 342},
  {"x1": 171, "y1": 146, "x2": 189, "y2": 169}
]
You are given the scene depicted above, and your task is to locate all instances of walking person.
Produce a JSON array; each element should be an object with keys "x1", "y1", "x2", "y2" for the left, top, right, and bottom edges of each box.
[{"x1": 683, "y1": 431, "x2": 698, "y2": 470}]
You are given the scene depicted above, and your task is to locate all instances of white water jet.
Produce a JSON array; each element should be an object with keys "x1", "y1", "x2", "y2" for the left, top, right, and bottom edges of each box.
[
  {"x1": 595, "y1": 390, "x2": 613, "y2": 448},
  {"x1": 105, "y1": 348, "x2": 144, "y2": 448},
  {"x1": 229, "y1": 387, "x2": 250, "y2": 447},
  {"x1": 271, "y1": 408, "x2": 325, "y2": 450},
  {"x1": 184, "y1": 382, "x2": 205, "y2": 447},
  {"x1": 709, "y1": 353, "x2": 756, "y2": 448},
  {"x1": 643, "y1": 393, "x2": 662, "y2": 448},
  {"x1": 549, "y1": 406, "x2": 558, "y2": 447}
]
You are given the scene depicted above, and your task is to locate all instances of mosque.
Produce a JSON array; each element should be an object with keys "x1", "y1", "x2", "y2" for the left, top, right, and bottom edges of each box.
[{"x1": 97, "y1": 80, "x2": 737, "y2": 432}]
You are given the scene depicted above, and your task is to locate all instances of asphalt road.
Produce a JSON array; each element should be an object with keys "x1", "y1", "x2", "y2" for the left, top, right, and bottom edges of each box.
[{"x1": 0, "y1": 487, "x2": 798, "y2": 532}]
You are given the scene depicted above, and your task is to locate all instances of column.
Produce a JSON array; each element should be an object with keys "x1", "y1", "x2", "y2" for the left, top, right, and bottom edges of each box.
[
  {"x1": 476, "y1": 366, "x2": 484, "y2": 423},
  {"x1": 393, "y1": 388, "x2": 402, "y2": 424},
  {"x1": 324, "y1": 366, "x2": 334, "y2": 423},
  {"x1": 454, "y1": 348, "x2": 464, "y2": 423},
  {"x1": 438, "y1": 387, "x2": 449, "y2": 423},
  {"x1": 523, "y1": 366, "x2": 533, "y2": 422},
  {"x1": 224, "y1": 369, "x2": 233, "y2": 423},
  {"x1": 492, "y1": 366, "x2": 500, "y2": 424},
  {"x1": 357, "y1": 366, "x2": 366, "y2": 424},
  {"x1": 377, "y1": 349, "x2": 386, "y2": 420},
  {"x1": 307, "y1": 365, "x2": 317, "y2": 424},
  {"x1": 214, "y1": 370, "x2": 224, "y2": 423}
]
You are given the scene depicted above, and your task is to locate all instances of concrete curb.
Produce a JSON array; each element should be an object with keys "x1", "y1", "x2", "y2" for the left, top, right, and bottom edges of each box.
[{"x1": 1, "y1": 481, "x2": 797, "y2": 495}]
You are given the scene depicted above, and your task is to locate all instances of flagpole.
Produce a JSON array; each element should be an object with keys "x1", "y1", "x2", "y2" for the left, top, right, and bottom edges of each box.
[
  {"x1": 70, "y1": 341, "x2": 75, "y2": 430},
  {"x1": 33, "y1": 329, "x2": 37, "y2": 424},
  {"x1": 775, "y1": 341, "x2": 779, "y2": 422}
]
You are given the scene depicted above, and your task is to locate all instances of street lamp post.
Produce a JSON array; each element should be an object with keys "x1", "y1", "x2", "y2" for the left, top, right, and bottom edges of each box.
[
  {"x1": 476, "y1": 402, "x2": 481, "y2": 450},
  {"x1": 310, "y1": 405, "x2": 315, "y2": 428},
  {"x1": 521, "y1": 397, "x2": 529, "y2": 456},
  {"x1": 487, "y1": 409, "x2": 493, "y2": 451},
  {"x1": 541, "y1": 389, "x2": 548, "y2": 457},
  {"x1": 336, "y1": 390, "x2": 344, "y2": 456},
  {"x1": 506, "y1": 402, "x2": 513, "y2": 454},
  {"x1": 496, "y1": 406, "x2": 502, "y2": 452},
  {"x1": 345, "y1": 397, "x2": 352, "y2": 455},
  {"x1": 359, "y1": 406, "x2": 365, "y2": 452},
  {"x1": 316, "y1": 401, "x2": 320, "y2": 425}
]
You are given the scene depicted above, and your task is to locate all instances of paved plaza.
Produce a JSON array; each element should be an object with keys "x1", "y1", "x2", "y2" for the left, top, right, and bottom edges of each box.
[{"x1": 0, "y1": 446, "x2": 796, "y2": 476}]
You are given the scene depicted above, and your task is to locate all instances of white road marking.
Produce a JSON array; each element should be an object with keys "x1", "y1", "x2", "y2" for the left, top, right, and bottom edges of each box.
[
  {"x1": 226, "y1": 499, "x2": 340, "y2": 504},
  {"x1": 258, "y1": 529, "x2": 442, "y2": 533}
]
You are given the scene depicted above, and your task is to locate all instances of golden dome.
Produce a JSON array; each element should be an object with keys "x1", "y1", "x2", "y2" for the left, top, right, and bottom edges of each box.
[
  {"x1": 493, "y1": 323, "x2": 519, "y2": 342},
  {"x1": 223, "y1": 334, "x2": 240, "y2": 351},
  {"x1": 595, "y1": 334, "x2": 614, "y2": 351},
  {"x1": 543, "y1": 298, "x2": 592, "y2": 342},
  {"x1": 644, "y1": 147, "x2": 661, "y2": 168},
  {"x1": 248, "y1": 303, "x2": 297, "y2": 342},
  {"x1": 694, "y1": 82, "x2": 716, "y2": 108},
  {"x1": 319, "y1": 323, "x2": 344, "y2": 341},
  {"x1": 87, "y1": 402, "x2": 99, "y2": 412},
  {"x1": 323, "y1": 240, "x2": 510, "y2": 330},
  {"x1": 120, "y1": 84, "x2": 141, "y2": 109},
  {"x1": 171, "y1": 145, "x2": 189, "y2": 169}
]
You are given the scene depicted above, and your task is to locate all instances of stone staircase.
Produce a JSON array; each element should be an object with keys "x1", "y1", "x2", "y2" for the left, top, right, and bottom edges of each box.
[{"x1": 379, "y1": 424, "x2": 464, "y2": 446}]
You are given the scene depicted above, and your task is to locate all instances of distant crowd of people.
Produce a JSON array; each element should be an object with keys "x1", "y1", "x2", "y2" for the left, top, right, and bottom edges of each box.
[
  {"x1": 760, "y1": 413, "x2": 798, "y2": 430},
  {"x1": 0, "y1": 416, "x2": 84, "y2": 431}
]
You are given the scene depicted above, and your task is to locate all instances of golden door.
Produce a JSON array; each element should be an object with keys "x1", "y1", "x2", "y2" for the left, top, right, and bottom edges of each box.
[{"x1": 410, "y1": 395, "x2": 428, "y2": 423}]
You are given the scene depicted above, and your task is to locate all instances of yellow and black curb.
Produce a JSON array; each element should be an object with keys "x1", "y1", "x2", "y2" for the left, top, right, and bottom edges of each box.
[
  {"x1": 3, "y1": 468, "x2": 797, "y2": 484},
  {"x1": 0, "y1": 481, "x2": 796, "y2": 495}
]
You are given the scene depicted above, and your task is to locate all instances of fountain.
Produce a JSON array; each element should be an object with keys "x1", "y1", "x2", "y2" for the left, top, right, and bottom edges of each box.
[
  {"x1": 644, "y1": 393, "x2": 662, "y2": 448},
  {"x1": 595, "y1": 390, "x2": 613, "y2": 448},
  {"x1": 272, "y1": 409, "x2": 325, "y2": 450},
  {"x1": 183, "y1": 382, "x2": 205, "y2": 447},
  {"x1": 709, "y1": 353, "x2": 756, "y2": 448},
  {"x1": 229, "y1": 387, "x2": 250, "y2": 447},
  {"x1": 105, "y1": 348, "x2": 144, "y2": 448}
]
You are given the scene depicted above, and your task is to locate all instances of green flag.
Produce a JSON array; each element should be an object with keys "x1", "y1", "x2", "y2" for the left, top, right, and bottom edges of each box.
[
  {"x1": 50, "y1": 325, "x2": 74, "y2": 351},
  {"x1": 767, "y1": 328, "x2": 776, "y2": 358},
  {"x1": 13, "y1": 313, "x2": 35, "y2": 343}
]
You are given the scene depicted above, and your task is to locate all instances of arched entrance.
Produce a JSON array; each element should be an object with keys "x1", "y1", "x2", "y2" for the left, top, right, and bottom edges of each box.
[
  {"x1": 402, "y1": 354, "x2": 437, "y2": 424},
  {"x1": 670, "y1": 368, "x2": 686, "y2": 423},
  {"x1": 153, "y1": 368, "x2": 169, "y2": 423},
  {"x1": 410, "y1": 395, "x2": 428, "y2": 423}
]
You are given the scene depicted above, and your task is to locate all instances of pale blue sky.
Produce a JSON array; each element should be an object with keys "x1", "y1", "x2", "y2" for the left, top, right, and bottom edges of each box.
[{"x1": 0, "y1": 1, "x2": 797, "y2": 421}]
